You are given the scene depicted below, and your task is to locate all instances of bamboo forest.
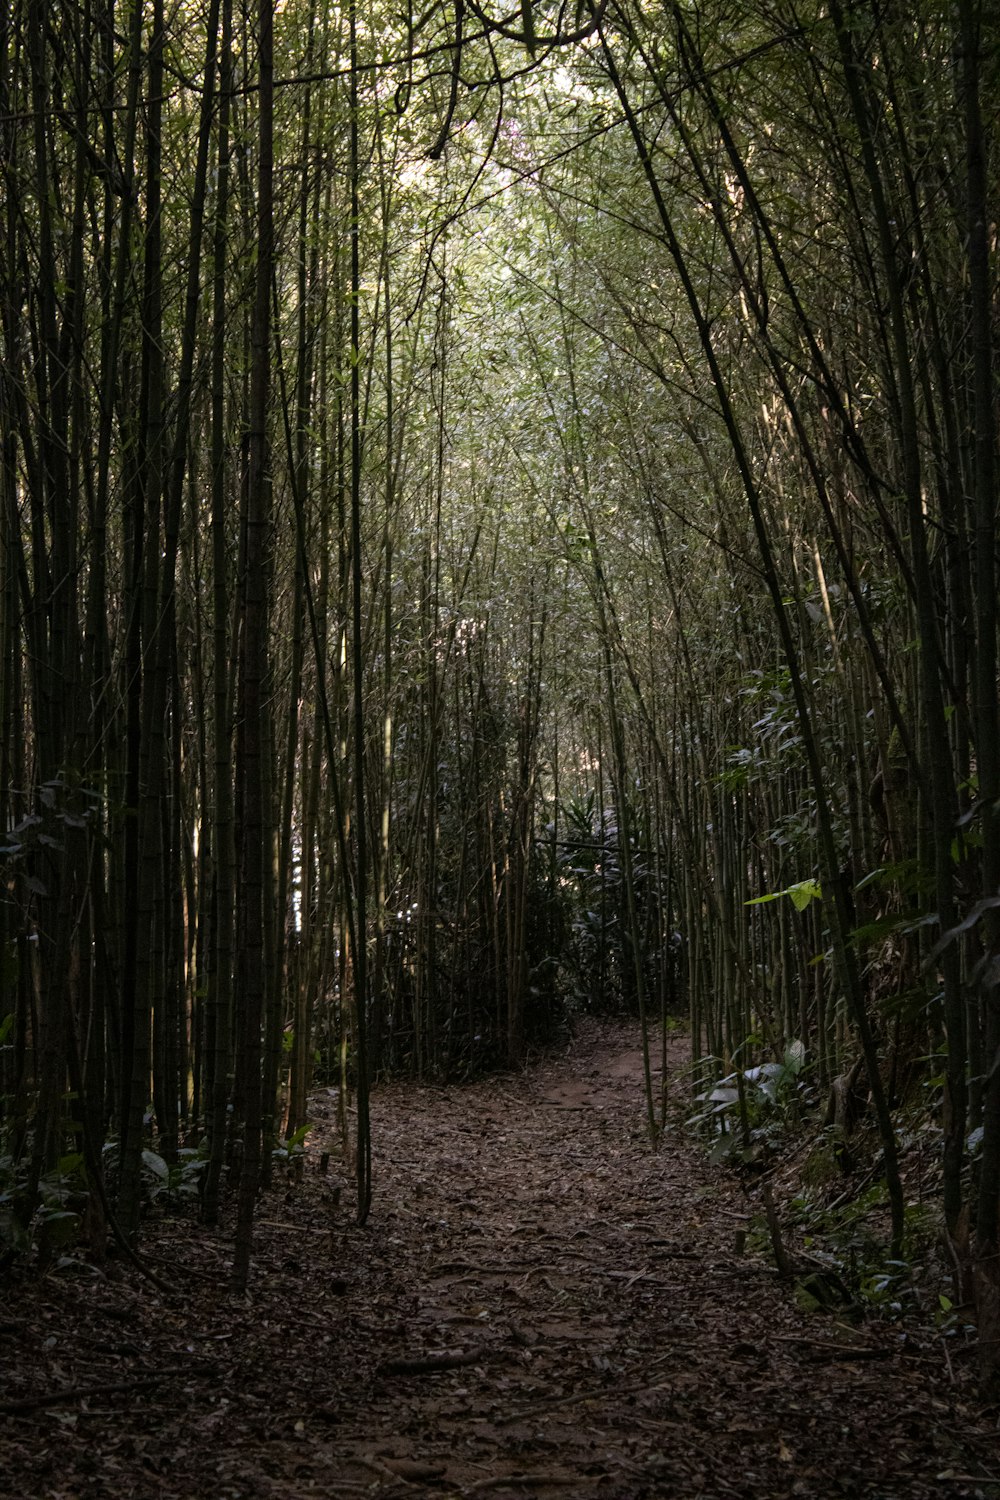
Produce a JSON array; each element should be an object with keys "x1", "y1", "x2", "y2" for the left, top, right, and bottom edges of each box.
[{"x1": 2, "y1": 0, "x2": 999, "y2": 1493}]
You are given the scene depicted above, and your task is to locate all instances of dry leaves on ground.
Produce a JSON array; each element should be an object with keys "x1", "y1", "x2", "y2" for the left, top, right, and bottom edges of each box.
[{"x1": 2, "y1": 1021, "x2": 998, "y2": 1498}]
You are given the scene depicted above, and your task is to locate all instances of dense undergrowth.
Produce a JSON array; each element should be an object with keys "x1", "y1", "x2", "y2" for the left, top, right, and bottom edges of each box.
[{"x1": 680, "y1": 1033, "x2": 978, "y2": 1355}]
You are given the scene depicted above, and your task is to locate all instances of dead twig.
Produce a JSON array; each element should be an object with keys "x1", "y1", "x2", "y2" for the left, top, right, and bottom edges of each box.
[
  {"x1": 465, "y1": 1473, "x2": 584, "y2": 1493},
  {"x1": 761, "y1": 1180, "x2": 794, "y2": 1279},
  {"x1": 933, "y1": 1477, "x2": 1000, "y2": 1488},
  {"x1": 767, "y1": 1334, "x2": 880, "y2": 1355},
  {"x1": 378, "y1": 1347, "x2": 487, "y2": 1376},
  {"x1": 497, "y1": 1378, "x2": 668, "y2": 1424},
  {"x1": 803, "y1": 1347, "x2": 892, "y2": 1364},
  {"x1": 0, "y1": 1363, "x2": 219, "y2": 1415}
]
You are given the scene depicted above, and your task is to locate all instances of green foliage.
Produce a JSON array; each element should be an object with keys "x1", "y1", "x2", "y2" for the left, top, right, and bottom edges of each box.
[
  {"x1": 273, "y1": 1124, "x2": 310, "y2": 1168},
  {"x1": 557, "y1": 789, "x2": 673, "y2": 1016},
  {"x1": 687, "y1": 1040, "x2": 809, "y2": 1158},
  {"x1": 105, "y1": 1140, "x2": 208, "y2": 1210},
  {"x1": 0, "y1": 1150, "x2": 88, "y2": 1265},
  {"x1": 782, "y1": 1187, "x2": 948, "y2": 1324},
  {"x1": 746, "y1": 879, "x2": 822, "y2": 912},
  {"x1": 744, "y1": 1038, "x2": 808, "y2": 1102},
  {"x1": 160, "y1": 1145, "x2": 208, "y2": 1206}
]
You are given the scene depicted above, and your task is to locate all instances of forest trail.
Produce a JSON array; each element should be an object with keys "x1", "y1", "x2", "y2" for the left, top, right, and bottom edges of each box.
[{"x1": 2, "y1": 1022, "x2": 995, "y2": 1500}]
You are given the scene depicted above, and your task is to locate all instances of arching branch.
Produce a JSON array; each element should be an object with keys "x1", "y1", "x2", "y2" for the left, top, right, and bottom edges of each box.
[
  {"x1": 464, "y1": 0, "x2": 608, "y2": 49},
  {"x1": 428, "y1": 0, "x2": 466, "y2": 159}
]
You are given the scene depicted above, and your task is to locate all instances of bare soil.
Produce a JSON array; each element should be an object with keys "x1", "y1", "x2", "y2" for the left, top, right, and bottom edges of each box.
[{"x1": 2, "y1": 1021, "x2": 997, "y2": 1498}]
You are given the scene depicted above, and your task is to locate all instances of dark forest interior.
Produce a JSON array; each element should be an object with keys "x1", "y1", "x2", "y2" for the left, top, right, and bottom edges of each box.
[{"x1": 2, "y1": 0, "x2": 999, "y2": 1490}]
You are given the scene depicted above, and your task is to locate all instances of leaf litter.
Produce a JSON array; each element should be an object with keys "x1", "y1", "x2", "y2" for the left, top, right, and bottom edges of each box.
[{"x1": 1, "y1": 1020, "x2": 997, "y2": 1499}]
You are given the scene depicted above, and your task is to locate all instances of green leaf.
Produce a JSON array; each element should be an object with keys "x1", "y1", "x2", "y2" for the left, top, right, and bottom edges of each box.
[
  {"x1": 704, "y1": 1086, "x2": 740, "y2": 1104},
  {"x1": 788, "y1": 879, "x2": 822, "y2": 911},
  {"x1": 746, "y1": 878, "x2": 821, "y2": 911},
  {"x1": 141, "y1": 1149, "x2": 169, "y2": 1181},
  {"x1": 784, "y1": 1039, "x2": 806, "y2": 1075}
]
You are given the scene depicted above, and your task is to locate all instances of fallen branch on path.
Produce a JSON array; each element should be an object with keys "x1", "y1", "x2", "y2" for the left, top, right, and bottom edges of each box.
[
  {"x1": 934, "y1": 1477, "x2": 1000, "y2": 1488},
  {"x1": 464, "y1": 1473, "x2": 584, "y2": 1492},
  {"x1": 351, "y1": 1453, "x2": 447, "y2": 1486},
  {"x1": 0, "y1": 1363, "x2": 219, "y2": 1415},
  {"x1": 597, "y1": 1267, "x2": 681, "y2": 1289},
  {"x1": 803, "y1": 1347, "x2": 892, "y2": 1363},
  {"x1": 378, "y1": 1347, "x2": 487, "y2": 1376},
  {"x1": 802, "y1": 1344, "x2": 891, "y2": 1363},
  {"x1": 497, "y1": 1378, "x2": 669, "y2": 1424},
  {"x1": 255, "y1": 1219, "x2": 330, "y2": 1234}
]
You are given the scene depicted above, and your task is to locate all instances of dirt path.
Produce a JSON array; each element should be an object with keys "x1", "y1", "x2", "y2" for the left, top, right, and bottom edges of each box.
[{"x1": 2, "y1": 1022, "x2": 996, "y2": 1498}]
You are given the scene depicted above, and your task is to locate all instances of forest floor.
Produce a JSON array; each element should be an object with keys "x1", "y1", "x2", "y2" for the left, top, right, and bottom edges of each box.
[{"x1": 2, "y1": 1020, "x2": 999, "y2": 1499}]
